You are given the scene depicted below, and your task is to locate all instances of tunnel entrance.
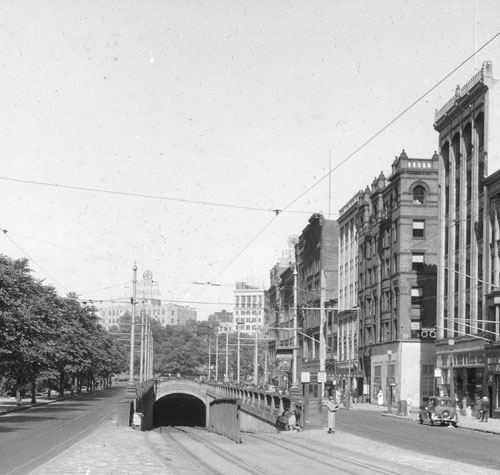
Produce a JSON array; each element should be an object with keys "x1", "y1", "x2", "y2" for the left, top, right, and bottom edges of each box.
[{"x1": 153, "y1": 393, "x2": 206, "y2": 428}]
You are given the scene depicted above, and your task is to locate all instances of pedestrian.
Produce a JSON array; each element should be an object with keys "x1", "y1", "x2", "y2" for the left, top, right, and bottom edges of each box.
[
  {"x1": 288, "y1": 410, "x2": 301, "y2": 431},
  {"x1": 480, "y1": 396, "x2": 489, "y2": 422},
  {"x1": 377, "y1": 390, "x2": 383, "y2": 408},
  {"x1": 324, "y1": 396, "x2": 339, "y2": 433}
]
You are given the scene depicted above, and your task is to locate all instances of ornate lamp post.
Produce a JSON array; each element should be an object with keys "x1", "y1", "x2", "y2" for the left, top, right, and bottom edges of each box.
[
  {"x1": 448, "y1": 338, "x2": 455, "y2": 400},
  {"x1": 387, "y1": 349, "x2": 392, "y2": 413}
]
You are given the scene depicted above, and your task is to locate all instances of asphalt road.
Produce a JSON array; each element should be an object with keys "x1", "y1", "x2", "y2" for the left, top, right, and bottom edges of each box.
[
  {"x1": 0, "y1": 386, "x2": 125, "y2": 475},
  {"x1": 337, "y1": 408, "x2": 500, "y2": 471}
]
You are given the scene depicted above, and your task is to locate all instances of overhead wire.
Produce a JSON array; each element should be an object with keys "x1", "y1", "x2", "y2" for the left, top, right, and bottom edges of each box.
[
  {"x1": 3, "y1": 31, "x2": 500, "y2": 311},
  {"x1": 280, "y1": 29, "x2": 500, "y2": 213},
  {"x1": 1, "y1": 228, "x2": 71, "y2": 294},
  {"x1": 0, "y1": 175, "x2": 315, "y2": 215},
  {"x1": 193, "y1": 29, "x2": 500, "y2": 307}
]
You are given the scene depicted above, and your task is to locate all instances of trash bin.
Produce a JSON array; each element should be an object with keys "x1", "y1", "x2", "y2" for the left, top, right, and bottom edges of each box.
[
  {"x1": 132, "y1": 412, "x2": 143, "y2": 430},
  {"x1": 398, "y1": 400, "x2": 408, "y2": 416}
]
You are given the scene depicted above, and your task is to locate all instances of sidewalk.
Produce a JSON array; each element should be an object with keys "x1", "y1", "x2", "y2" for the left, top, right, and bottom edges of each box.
[
  {"x1": 0, "y1": 395, "x2": 56, "y2": 415},
  {"x1": 349, "y1": 401, "x2": 500, "y2": 435}
]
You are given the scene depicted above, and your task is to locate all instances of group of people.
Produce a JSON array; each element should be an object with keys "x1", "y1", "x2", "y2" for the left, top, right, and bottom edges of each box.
[{"x1": 280, "y1": 394, "x2": 339, "y2": 433}]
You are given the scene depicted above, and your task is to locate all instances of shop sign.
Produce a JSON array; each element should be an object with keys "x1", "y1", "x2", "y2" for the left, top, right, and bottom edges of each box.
[
  {"x1": 301, "y1": 372, "x2": 310, "y2": 383},
  {"x1": 317, "y1": 372, "x2": 327, "y2": 383}
]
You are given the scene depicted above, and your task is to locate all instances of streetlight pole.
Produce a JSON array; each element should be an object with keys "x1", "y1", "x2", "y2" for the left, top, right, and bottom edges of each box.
[
  {"x1": 292, "y1": 266, "x2": 298, "y2": 387},
  {"x1": 347, "y1": 317, "x2": 351, "y2": 408},
  {"x1": 139, "y1": 306, "x2": 145, "y2": 383},
  {"x1": 253, "y1": 324, "x2": 259, "y2": 386},
  {"x1": 448, "y1": 338, "x2": 455, "y2": 400},
  {"x1": 237, "y1": 323, "x2": 242, "y2": 384},
  {"x1": 208, "y1": 333, "x2": 212, "y2": 382},
  {"x1": 387, "y1": 349, "x2": 392, "y2": 413},
  {"x1": 225, "y1": 331, "x2": 229, "y2": 382},
  {"x1": 215, "y1": 329, "x2": 219, "y2": 382},
  {"x1": 128, "y1": 263, "x2": 137, "y2": 385}
]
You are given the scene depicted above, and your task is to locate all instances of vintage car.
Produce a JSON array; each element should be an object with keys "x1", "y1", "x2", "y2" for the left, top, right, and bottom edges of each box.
[{"x1": 419, "y1": 396, "x2": 458, "y2": 427}]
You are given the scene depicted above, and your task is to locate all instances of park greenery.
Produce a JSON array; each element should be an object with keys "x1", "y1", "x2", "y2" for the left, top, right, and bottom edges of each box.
[
  {"x1": 0, "y1": 255, "x2": 127, "y2": 404},
  {"x1": 0, "y1": 253, "x2": 266, "y2": 402},
  {"x1": 112, "y1": 315, "x2": 265, "y2": 383}
]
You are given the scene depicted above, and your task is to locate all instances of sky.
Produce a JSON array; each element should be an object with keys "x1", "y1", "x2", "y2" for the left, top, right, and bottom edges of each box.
[{"x1": 1, "y1": 0, "x2": 500, "y2": 319}]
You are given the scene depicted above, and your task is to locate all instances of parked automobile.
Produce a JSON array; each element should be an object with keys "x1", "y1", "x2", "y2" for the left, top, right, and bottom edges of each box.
[{"x1": 419, "y1": 396, "x2": 458, "y2": 427}]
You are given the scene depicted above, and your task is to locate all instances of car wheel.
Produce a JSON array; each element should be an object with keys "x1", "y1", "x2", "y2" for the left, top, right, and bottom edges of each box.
[
  {"x1": 419, "y1": 415, "x2": 423, "y2": 424},
  {"x1": 452, "y1": 422, "x2": 457, "y2": 428},
  {"x1": 430, "y1": 417, "x2": 434, "y2": 426}
]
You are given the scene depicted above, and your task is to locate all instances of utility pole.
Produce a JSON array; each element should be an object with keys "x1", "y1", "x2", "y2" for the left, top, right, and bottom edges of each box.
[
  {"x1": 292, "y1": 266, "x2": 298, "y2": 387},
  {"x1": 237, "y1": 323, "x2": 241, "y2": 384},
  {"x1": 208, "y1": 333, "x2": 212, "y2": 381},
  {"x1": 225, "y1": 331, "x2": 229, "y2": 382},
  {"x1": 215, "y1": 329, "x2": 219, "y2": 382},
  {"x1": 139, "y1": 306, "x2": 145, "y2": 383},
  {"x1": 253, "y1": 324, "x2": 259, "y2": 386},
  {"x1": 128, "y1": 263, "x2": 137, "y2": 385}
]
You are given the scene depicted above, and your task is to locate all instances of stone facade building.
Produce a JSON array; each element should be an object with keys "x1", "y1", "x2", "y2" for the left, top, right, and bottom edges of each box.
[
  {"x1": 336, "y1": 192, "x2": 363, "y2": 401},
  {"x1": 233, "y1": 281, "x2": 265, "y2": 335},
  {"x1": 435, "y1": 61, "x2": 500, "y2": 415}
]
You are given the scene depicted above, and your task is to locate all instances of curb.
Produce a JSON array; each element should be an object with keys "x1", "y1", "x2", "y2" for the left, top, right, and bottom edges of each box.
[
  {"x1": 381, "y1": 411, "x2": 500, "y2": 436},
  {"x1": 0, "y1": 392, "x2": 95, "y2": 417}
]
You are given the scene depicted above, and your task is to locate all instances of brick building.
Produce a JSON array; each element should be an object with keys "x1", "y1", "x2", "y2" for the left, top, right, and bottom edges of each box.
[
  {"x1": 296, "y1": 213, "x2": 339, "y2": 392},
  {"x1": 356, "y1": 151, "x2": 439, "y2": 406}
]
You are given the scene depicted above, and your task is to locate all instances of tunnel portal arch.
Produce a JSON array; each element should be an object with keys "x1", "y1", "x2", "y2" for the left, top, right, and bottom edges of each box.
[{"x1": 153, "y1": 392, "x2": 207, "y2": 427}]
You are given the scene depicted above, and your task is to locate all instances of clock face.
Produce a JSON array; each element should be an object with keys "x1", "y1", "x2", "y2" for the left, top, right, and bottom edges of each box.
[{"x1": 143, "y1": 270, "x2": 153, "y2": 281}]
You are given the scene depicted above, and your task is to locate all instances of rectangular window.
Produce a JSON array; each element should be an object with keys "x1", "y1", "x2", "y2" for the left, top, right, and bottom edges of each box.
[
  {"x1": 422, "y1": 364, "x2": 435, "y2": 398},
  {"x1": 411, "y1": 287, "x2": 423, "y2": 306},
  {"x1": 412, "y1": 252, "x2": 424, "y2": 271},
  {"x1": 413, "y1": 220, "x2": 425, "y2": 238}
]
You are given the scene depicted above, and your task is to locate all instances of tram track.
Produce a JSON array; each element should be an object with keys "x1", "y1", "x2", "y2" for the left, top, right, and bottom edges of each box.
[
  {"x1": 147, "y1": 425, "x2": 419, "y2": 475},
  {"x1": 147, "y1": 426, "x2": 276, "y2": 475},
  {"x1": 244, "y1": 432, "x2": 408, "y2": 475}
]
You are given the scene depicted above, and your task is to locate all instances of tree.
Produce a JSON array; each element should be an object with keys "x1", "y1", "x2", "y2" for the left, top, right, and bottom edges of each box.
[{"x1": 153, "y1": 326, "x2": 207, "y2": 376}]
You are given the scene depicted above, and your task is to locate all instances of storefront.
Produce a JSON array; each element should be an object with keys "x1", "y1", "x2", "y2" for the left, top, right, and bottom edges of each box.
[
  {"x1": 436, "y1": 339, "x2": 485, "y2": 412},
  {"x1": 485, "y1": 344, "x2": 500, "y2": 419}
]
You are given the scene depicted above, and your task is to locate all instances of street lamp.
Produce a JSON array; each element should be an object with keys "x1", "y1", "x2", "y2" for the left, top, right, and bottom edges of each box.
[
  {"x1": 448, "y1": 338, "x2": 455, "y2": 400},
  {"x1": 292, "y1": 266, "x2": 298, "y2": 387},
  {"x1": 237, "y1": 321, "x2": 244, "y2": 384},
  {"x1": 387, "y1": 349, "x2": 392, "y2": 414},
  {"x1": 128, "y1": 263, "x2": 137, "y2": 385}
]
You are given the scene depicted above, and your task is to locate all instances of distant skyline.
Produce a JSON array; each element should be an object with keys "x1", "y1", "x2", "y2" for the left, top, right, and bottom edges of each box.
[{"x1": 1, "y1": 0, "x2": 500, "y2": 319}]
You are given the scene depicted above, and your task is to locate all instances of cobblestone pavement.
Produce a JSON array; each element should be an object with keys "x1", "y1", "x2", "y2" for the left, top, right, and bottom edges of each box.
[
  {"x1": 26, "y1": 415, "x2": 500, "y2": 475},
  {"x1": 28, "y1": 420, "x2": 169, "y2": 475},
  {"x1": 2, "y1": 397, "x2": 500, "y2": 474}
]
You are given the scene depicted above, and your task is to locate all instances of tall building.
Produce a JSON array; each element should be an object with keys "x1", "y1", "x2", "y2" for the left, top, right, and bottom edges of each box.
[
  {"x1": 98, "y1": 302, "x2": 197, "y2": 330},
  {"x1": 434, "y1": 61, "x2": 500, "y2": 411},
  {"x1": 233, "y1": 281, "x2": 265, "y2": 335},
  {"x1": 336, "y1": 191, "x2": 363, "y2": 400},
  {"x1": 266, "y1": 252, "x2": 296, "y2": 390},
  {"x1": 296, "y1": 213, "x2": 339, "y2": 386},
  {"x1": 208, "y1": 309, "x2": 233, "y2": 333},
  {"x1": 357, "y1": 151, "x2": 439, "y2": 406}
]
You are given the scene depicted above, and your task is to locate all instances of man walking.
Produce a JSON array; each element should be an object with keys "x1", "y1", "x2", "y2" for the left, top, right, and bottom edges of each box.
[
  {"x1": 325, "y1": 395, "x2": 339, "y2": 433},
  {"x1": 480, "y1": 396, "x2": 490, "y2": 422}
]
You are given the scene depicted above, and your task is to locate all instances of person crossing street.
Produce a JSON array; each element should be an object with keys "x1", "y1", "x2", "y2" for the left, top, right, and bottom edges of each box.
[{"x1": 325, "y1": 395, "x2": 339, "y2": 433}]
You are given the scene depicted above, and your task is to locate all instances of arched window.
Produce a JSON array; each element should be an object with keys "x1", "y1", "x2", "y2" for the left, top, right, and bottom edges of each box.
[{"x1": 413, "y1": 185, "x2": 426, "y2": 204}]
